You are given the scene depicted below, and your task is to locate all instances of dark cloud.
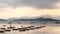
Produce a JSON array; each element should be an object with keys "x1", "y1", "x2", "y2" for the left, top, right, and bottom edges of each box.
[{"x1": 0, "y1": 0, "x2": 60, "y2": 9}]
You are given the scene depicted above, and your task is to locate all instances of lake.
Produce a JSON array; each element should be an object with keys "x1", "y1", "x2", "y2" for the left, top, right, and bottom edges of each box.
[{"x1": 0, "y1": 23, "x2": 60, "y2": 34}]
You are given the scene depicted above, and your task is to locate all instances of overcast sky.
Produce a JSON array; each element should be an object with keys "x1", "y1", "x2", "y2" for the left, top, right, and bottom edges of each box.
[{"x1": 0, "y1": 0, "x2": 60, "y2": 19}]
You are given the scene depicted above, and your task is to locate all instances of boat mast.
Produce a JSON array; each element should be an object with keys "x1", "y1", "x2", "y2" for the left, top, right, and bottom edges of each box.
[{"x1": 8, "y1": 20, "x2": 12, "y2": 27}]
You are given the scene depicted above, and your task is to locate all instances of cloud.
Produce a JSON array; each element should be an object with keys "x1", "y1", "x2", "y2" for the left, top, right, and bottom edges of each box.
[
  {"x1": 0, "y1": 0, "x2": 60, "y2": 9},
  {"x1": 53, "y1": 2, "x2": 60, "y2": 8},
  {"x1": 0, "y1": 6, "x2": 60, "y2": 19}
]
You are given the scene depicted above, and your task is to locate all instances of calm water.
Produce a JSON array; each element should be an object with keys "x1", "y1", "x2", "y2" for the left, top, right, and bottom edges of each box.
[{"x1": 0, "y1": 23, "x2": 60, "y2": 34}]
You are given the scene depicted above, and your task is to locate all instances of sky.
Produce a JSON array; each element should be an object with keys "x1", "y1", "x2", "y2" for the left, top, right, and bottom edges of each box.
[{"x1": 0, "y1": 0, "x2": 60, "y2": 19}]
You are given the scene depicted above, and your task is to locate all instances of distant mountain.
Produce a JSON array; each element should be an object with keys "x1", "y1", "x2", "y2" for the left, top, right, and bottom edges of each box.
[
  {"x1": 36, "y1": 18, "x2": 57, "y2": 21},
  {"x1": 12, "y1": 17, "x2": 60, "y2": 24},
  {"x1": 40, "y1": 15, "x2": 60, "y2": 20},
  {"x1": 0, "y1": 15, "x2": 60, "y2": 24},
  {"x1": 12, "y1": 17, "x2": 58, "y2": 21},
  {"x1": 7, "y1": 15, "x2": 60, "y2": 21}
]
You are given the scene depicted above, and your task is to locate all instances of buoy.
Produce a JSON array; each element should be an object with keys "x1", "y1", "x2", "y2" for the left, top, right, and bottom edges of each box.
[{"x1": 3, "y1": 25, "x2": 6, "y2": 27}]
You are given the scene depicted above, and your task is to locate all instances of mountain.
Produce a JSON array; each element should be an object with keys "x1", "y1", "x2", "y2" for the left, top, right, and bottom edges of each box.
[
  {"x1": 12, "y1": 17, "x2": 60, "y2": 24},
  {"x1": 12, "y1": 17, "x2": 58, "y2": 21},
  {"x1": 40, "y1": 15, "x2": 60, "y2": 20},
  {"x1": 6, "y1": 15, "x2": 57, "y2": 21},
  {"x1": 0, "y1": 15, "x2": 60, "y2": 24}
]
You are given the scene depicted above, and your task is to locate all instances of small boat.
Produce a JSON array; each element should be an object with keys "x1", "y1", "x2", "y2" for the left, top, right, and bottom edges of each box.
[
  {"x1": 7, "y1": 26, "x2": 15, "y2": 29},
  {"x1": 17, "y1": 28, "x2": 21, "y2": 30},
  {"x1": 12, "y1": 28, "x2": 19, "y2": 31},
  {"x1": 41, "y1": 26, "x2": 45, "y2": 27},
  {"x1": 34, "y1": 27, "x2": 40, "y2": 29},
  {"x1": 3, "y1": 25, "x2": 6, "y2": 27},
  {"x1": 39, "y1": 26, "x2": 45, "y2": 28},
  {"x1": 19, "y1": 28, "x2": 29, "y2": 32},
  {"x1": 0, "y1": 30, "x2": 5, "y2": 33},
  {"x1": 19, "y1": 29, "x2": 26, "y2": 32},
  {"x1": 27, "y1": 26, "x2": 34, "y2": 28},
  {"x1": 27, "y1": 28, "x2": 35, "y2": 30},
  {"x1": 22, "y1": 27, "x2": 29, "y2": 31},
  {"x1": 24, "y1": 26, "x2": 35, "y2": 30},
  {"x1": 25, "y1": 26, "x2": 35, "y2": 29},
  {"x1": 5, "y1": 29, "x2": 11, "y2": 32},
  {"x1": 0, "y1": 28, "x2": 6, "y2": 30}
]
